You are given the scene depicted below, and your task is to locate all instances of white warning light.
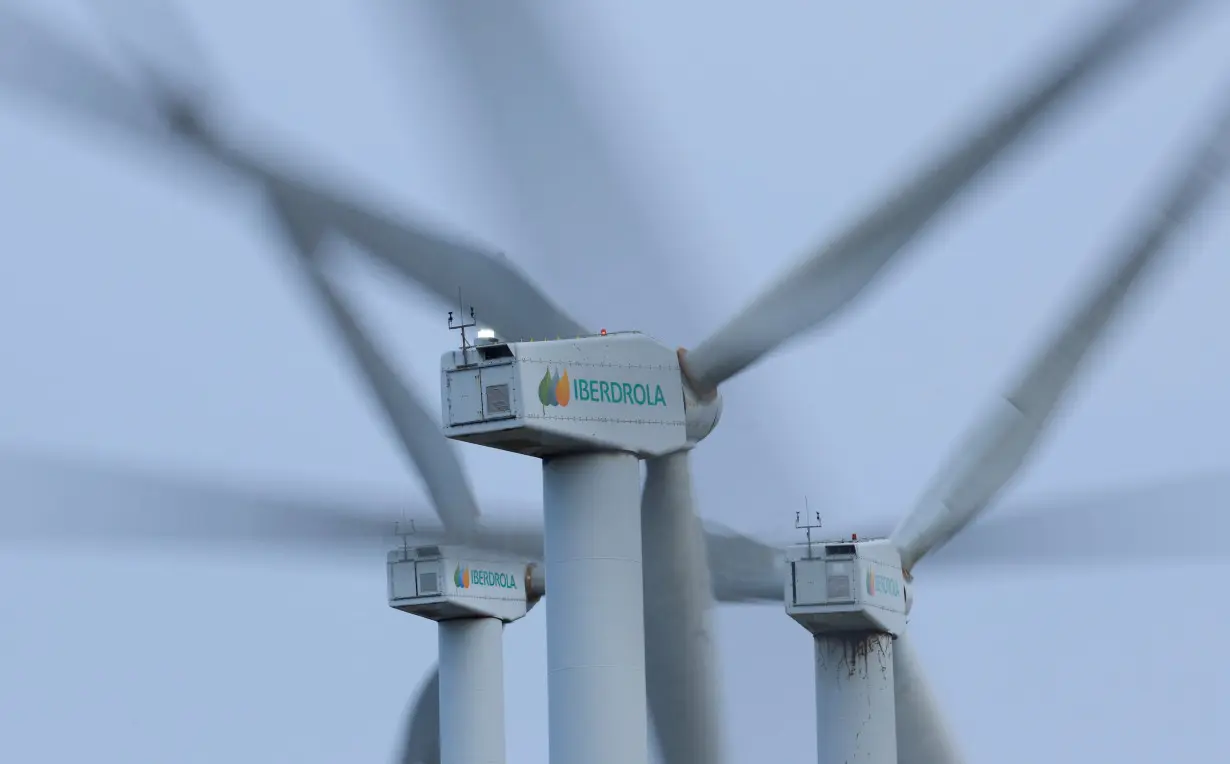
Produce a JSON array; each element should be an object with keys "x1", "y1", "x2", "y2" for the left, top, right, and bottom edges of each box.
[{"x1": 477, "y1": 328, "x2": 497, "y2": 340}]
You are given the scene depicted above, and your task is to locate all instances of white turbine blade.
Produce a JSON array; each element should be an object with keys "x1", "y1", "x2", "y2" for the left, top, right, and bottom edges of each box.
[
  {"x1": 641, "y1": 453, "x2": 727, "y2": 764},
  {"x1": 0, "y1": 448, "x2": 414, "y2": 550},
  {"x1": 313, "y1": 195, "x2": 587, "y2": 343},
  {"x1": 153, "y1": 87, "x2": 587, "y2": 345},
  {"x1": 391, "y1": 3, "x2": 684, "y2": 320},
  {"x1": 397, "y1": 668, "x2": 440, "y2": 764},
  {"x1": 0, "y1": 447, "x2": 785, "y2": 600},
  {"x1": 682, "y1": 0, "x2": 1210, "y2": 393},
  {"x1": 0, "y1": 5, "x2": 165, "y2": 138},
  {"x1": 172, "y1": 125, "x2": 589, "y2": 346},
  {"x1": 181, "y1": 128, "x2": 589, "y2": 345},
  {"x1": 894, "y1": 633, "x2": 964, "y2": 764},
  {"x1": 701, "y1": 522, "x2": 787, "y2": 603},
  {"x1": 920, "y1": 470, "x2": 1230, "y2": 571},
  {"x1": 268, "y1": 189, "x2": 481, "y2": 538},
  {"x1": 0, "y1": 449, "x2": 561, "y2": 557},
  {"x1": 892, "y1": 89, "x2": 1230, "y2": 573}
]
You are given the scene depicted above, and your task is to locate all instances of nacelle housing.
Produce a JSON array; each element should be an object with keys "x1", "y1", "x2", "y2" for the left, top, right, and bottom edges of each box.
[
  {"x1": 440, "y1": 332, "x2": 689, "y2": 458},
  {"x1": 786, "y1": 537, "x2": 908, "y2": 637},
  {"x1": 387, "y1": 544, "x2": 537, "y2": 623}
]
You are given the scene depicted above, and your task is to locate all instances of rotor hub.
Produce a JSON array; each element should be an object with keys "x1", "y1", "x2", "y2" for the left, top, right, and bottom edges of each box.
[{"x1": 679, "y1": 348, "x2": 723, "y2": 445}]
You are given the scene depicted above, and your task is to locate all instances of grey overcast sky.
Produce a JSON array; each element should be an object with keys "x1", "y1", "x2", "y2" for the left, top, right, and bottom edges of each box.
[{"x1": 1, "y1": 1, "x2": 1229, "y2": 762}]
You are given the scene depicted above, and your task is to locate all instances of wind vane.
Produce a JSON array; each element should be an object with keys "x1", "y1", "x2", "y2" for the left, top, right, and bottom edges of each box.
[
  {"x1": 795, "y1": 498, "x2": 823, "y2": 559},
  {"x1": 448, "y1": 289, "x2": 479, "y2": 365},
  {"x1": 394, "y1": 518, "x2": 418, "y2": 556}
]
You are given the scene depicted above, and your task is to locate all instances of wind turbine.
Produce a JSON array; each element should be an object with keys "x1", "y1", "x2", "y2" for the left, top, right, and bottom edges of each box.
[
  {"x1": 388, "y1": 535, "x2": 545, "y2": 764},
  {"x1": 0, "y1": 0, "x2": 1226, "y2": 762},
  {"x1": 785, "y1": 86, "x2": 1230, "y2": 764}
]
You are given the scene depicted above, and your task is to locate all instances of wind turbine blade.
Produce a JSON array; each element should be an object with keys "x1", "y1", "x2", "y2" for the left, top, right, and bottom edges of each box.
[
  {"x1": 396, "y1": 668, "x2": 440, "y2": 764},
  {"x1": 641, "y1": 453, "x2": 727, "y2": 764},
  {"x1": 390, "y1": 3, "x2": 683, "y2": 322},
  {"x1": 167, "y1": 112, "x2": 588, "y2": 347},
  {"x1": 701, "y1": 522, "x2": 787, "y2": 603},
  {"x1": 0, "y1": 449, "x2": 779, "y2": 600},
  {"x1": 891, "y1": 89, "x2": 1230, "y2": 573},
  {"x1": 682, "y1": 0, "x2": 1211, "y2": 393},
  {"x1": 919, "y1": 470, "x2": 1230, "y2": 571},
  {"x1": 313, "y1": 195, "x2": 588, "y2": 343},
  {"x1": 0, "y1": 448, "x2": 560, "y2": 557},
  {"x1": 267, "y1": 189, "x2": 482, "y2": 538},
  {"x1": 0, "y1": 5, "x2": 165, "y2": 138},
  {"x1": 894, "y1": 633, "x2": 964, "y2": 764},
  {"x1": 0, "y1": 448, "x2": 412, "y2": 550}
]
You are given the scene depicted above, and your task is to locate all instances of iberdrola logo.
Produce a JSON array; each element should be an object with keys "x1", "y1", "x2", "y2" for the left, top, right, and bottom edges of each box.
[
  {"x1": 865, "y1": 567, "x2": 900, "y2": 598},
  {"x1": 454, "y1": 565, "x2": 470, "y2": 589},
  {"x1": 537, "y1": 367, "x2": 571, "y2": 407}
]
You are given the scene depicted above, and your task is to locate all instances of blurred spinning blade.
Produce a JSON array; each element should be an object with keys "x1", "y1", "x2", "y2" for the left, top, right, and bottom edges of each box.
[
  {"x1": 5, "y1": 448, "x2": 1226, "y2": 572},
  {"x1": 881, "y1": 77, "x2": 1230, "y2": 763},
  {"x1": 890, "y1": 85, "x2": 1230, "y2": 577}
]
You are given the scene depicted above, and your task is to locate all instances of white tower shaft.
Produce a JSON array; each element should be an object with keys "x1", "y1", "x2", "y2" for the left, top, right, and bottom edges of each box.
[
  {"x1": 439, "y1": 617, "x2": 507, "y2": 764},
  {"x1": 814, "y1": 633, "x2": 897, "y2": 764},
  {"x1": 542, "y1": 452, "x2": 650, "y2": 764}
]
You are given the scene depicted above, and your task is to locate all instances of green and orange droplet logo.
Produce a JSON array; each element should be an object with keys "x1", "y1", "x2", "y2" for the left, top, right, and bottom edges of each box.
[{"x1": 538, "y1": 368, "x2": 571, "y2": 407}]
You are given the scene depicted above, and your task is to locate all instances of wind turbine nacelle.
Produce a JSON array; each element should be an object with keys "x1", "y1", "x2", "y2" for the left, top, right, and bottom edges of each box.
[
  {"x1": 387, "y1": 544, "x2": 537, "y2": 623},
  {"x1": 785, "y1": 538, "x2": 908, "y2": 637},
  {"x1": 440, "y1": 332, "x2": 689, "y2": 458}
]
